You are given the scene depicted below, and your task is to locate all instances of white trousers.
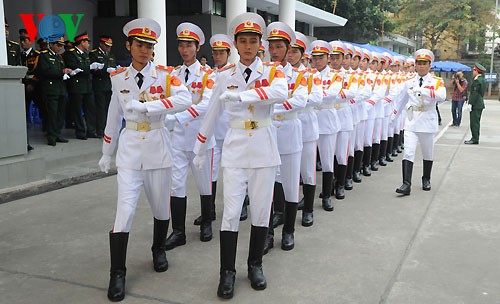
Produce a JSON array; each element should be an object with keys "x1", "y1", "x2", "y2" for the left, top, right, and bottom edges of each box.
[
  {"x1": 212, "y1": 139, "x2": 224, "y2": 182},
  {"x1": 403, "y1": 131, "x2": 435, "y2": 162},
  {"x1": 318, "y1": 133, "x2": 337, "y2": 172},
  {"x1": 300, "y1": 140, "x2": 317, "y2": 185},
  {"x1": 221, "y1": 166, "x2": 277, "y2": 231},
  {"x1": 276, "y1": 151, "x2": 302, "y2": 203},
  {"x1": 336, "y1": 130, "x2": 350, "y2": 165},
  {"x1": 373, "y1": 118, "x2": 382, "y2": 144},
  {"x1": 348, "y1": 126, "x2": 356, "y2": 156},
  {"x1": 364, "y1": 119, "x2": 375, "y2": 147},
  {"x1": 171, "y1": 147, "x2": 213, "y2": 197},
  {"x1": 355, "y1": 120, "x2": 366, "y2": 151},
  {"x1": 113, "y1": 167, "x2": 172, "y2": 232},
  {"x1": 381, "y1": 116, "x2": 390, "y2": 140}
]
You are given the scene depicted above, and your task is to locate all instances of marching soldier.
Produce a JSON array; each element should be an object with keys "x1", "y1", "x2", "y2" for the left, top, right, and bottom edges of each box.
[
  {"x1": 192, "y1": 12, "x2": 287, "y2": 298},
  {"x1": 34, "y1": 37, "x2": 72, "y2": 146},
  {"x1": 464, "y1": 63, "x2": 486, "y2": 145},
  {"x1": 393, "y1": 49, "x2": 446, "y2": 195},
  {"x1": 90, "y1": 35, "x2": 117, "y2": 137},
  {"x1": 165, "y1": 22, "x2": 216, "y2": 250},
  {"x1": 97, "y1": 18, "x2": 191, "y2": 301},
  {"x1": 64, "y1": 32, "x2": 96, "y2": 139},
  {"x1": 5, "y1": 19, "x2": 21, "y2": 66}
]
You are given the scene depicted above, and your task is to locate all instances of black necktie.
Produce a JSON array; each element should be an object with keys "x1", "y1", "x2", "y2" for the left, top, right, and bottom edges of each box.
[
  {"x1": 244, "y1": 68, "x2": 252, "y2": 83},
  {"x1": 136, "y1": 72, "x2": 144, "y2": 89},
  {"x1": 185, "y1": 68, "x2": 190, "y2": 83},
  {"x1": 419, "y1": 77, "x2": 423, "y2": 87}
]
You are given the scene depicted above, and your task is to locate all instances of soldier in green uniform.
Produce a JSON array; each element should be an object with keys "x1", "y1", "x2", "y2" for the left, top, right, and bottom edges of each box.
[
  {"x1": 5, "y1": 19, "x2": 21, "y2": 66},
  {"x1": 89, "y1": 35, "x2": 116, "y2": 137},
  {"x1": 63, "y1": 32, "x2": 96, "y2": 139},
  {"x1": 464, "y1": 63, "x2": 486, "y2": 145},
  {"x1": 34, "y1": 37, "x2": 72, "y2": 146}
]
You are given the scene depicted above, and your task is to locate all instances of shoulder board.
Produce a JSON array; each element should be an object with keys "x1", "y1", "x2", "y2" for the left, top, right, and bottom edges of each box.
[
  {"x1": 263, "y1": 61, "x2": 280, "y2": 67},
  {"x1": 34, "y1": 50, "x2": 40, "y2": 54},
  {"x1": 200, "y1": 66, "x2": 214, "y2": 74},
  {"x1": 69, "y1": 48, "x2": 75, "y2": 52},
  {"x1": 8, "y1": 40, "x2": 19, "y2": 45},
  {"x1": 90, "y1": 49, "x2": 98, "y2": 53},
  {"x1": 174, "y1": 65, "x2": 182, "y2": 70},
  {"x1": 308, "y1": 68, "x2": 318, "y2": 74},
  {"x1": 110, "y1": 67, "x2": 127, "y2": 77},
  {"x1": 41, "y1": 50, "x2": 49, "y2": 54},
  {"x1": 218, "y1": 63, "x2": 235, "y2": 73},
  {"x1": 156, "y1": 65, "x2": 175, "y2": 73}
]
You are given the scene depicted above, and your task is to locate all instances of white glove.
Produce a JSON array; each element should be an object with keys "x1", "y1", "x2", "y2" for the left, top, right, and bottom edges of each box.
[
  {"x1": 406, "y1": 104, "x2": 414, "y2": 121},
  {"x1": 70, "y1": 68, "x2": 83, "y2": 76},
  {"x1": 193, "y1": 153, "x2": 206, "y2": 170},
  {"x1": 90, "y1": 62, "x2": 105, "y2": 70},
  {"x1": 125, "y1": 99, "x2": 147, "y2": 113},
  {"x1": 62, "y1": 74, "x2": 70, "y2": 80},
  {"x1": 98, "y1": 155, "x2": 112, "y2": 173},
  {"x1": 116, "y1": 65, "x2": 121, "y2": 69},
  {"x1": 165, "y1": 115, "x2": 177, "y2": 131},
  {"x1": 220, "y1": 91, "x2": 241, "y2": 102},
  {"x1": 106, "y1": 67, "x2": 115, "y2": 73}
]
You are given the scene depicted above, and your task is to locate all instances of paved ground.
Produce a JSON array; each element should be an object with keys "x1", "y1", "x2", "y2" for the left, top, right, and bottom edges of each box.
[{"x1": 1, "y1": 100, "x2": 499, "y2": 304}]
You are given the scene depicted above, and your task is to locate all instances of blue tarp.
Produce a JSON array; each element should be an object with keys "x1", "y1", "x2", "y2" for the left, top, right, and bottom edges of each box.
[{"x1": 431, "y1": 61, "x2": 472, "y2": 72}]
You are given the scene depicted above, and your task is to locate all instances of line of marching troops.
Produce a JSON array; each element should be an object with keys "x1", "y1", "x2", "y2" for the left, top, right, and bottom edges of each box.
[
  {"x1": 18, "y1": 14, "x2": 442, "y2": 302},
  {"x1": 4, "y1": 19, "x2": 118, "y2": 148}
]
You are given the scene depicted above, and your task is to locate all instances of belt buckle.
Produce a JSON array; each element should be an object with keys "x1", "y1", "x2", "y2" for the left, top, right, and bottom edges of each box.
[
  {"x1": 244, "y1": 120, "x2": 258, "y2": 130},
  {"x1": 273, "y1": 114, "x2": 284, "y2": 121},
  {"x1": 137, "y1": 122, "x2": 150, "y2": 132},
  {"x1": 416, "y1": 106, "x2": 423, "y2": 111},
  {"x1": 334, "y1": 103, "x2": 340, "y2": 110}
]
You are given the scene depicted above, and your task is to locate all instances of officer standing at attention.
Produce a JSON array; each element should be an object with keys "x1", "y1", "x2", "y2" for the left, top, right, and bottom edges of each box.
[
  {"x1": 464, "y1": 63, "x2": 486, "y2": 145},
  {"x1": 98, "y1": 18, "x2": 191, "y2": 302},
  {"x1": 393, "y1": 49, "x2": 446, "y2": 195},
  {"x1": 64, "y1": 32, "x2": 96, "y2": 139},
  {"x1": 34, "y1": 37, "x2": 72, "y2": 146},
  {"x1": 5, "y1": 19, "x2": 21, "y2": 66},
  {"x1": 193, "y1": 12, "x2": 287, "y2": 299},
  {"x1": 165, "y1": 22, "x2": 216, "y2": 250},
  {"x1": 90, "y1": 35, "x2": 117, "y2": 138}
]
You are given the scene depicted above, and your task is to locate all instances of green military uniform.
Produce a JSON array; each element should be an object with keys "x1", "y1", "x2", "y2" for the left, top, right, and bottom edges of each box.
[
  {"x1": 63, "y1": 46, "x2": 95, "y2": 138},
  {"x1": 21, "y1": 48, "x2": 44, "y2": 123},
  {"x1": 34, "y1": 49, "x2": 66, "y2": 145},
  {"x1": 466, "y1": 63, "x2": 486, "y2": 144},
  {"x1": 6, "y1": 39, "x2": 21, "y2": 66},
  {"x1": 89, "y1": 47, "x2": 116, "y2": 136}
]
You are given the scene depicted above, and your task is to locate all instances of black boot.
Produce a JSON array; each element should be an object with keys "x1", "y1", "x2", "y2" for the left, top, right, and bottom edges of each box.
[
  {"x1": 263, "y1": 205, "x2": 274, "y2": 255},
  {"x1": 321, "y1": 172, "x2": 334, "y2": 211},
  {"x1": 316, "y1": 149, "x2": 322, "y2": 171},
  {"x1": 152, "y1": 218, "x2": 169, "y2": 272},
  {"x1": 301, "y1": 184, "x2": 315, "y2": 227},
  {"x1": 165, "y1": 196, "x2": 186, "y2": 250},
  {"x1": 200, "y1": 195, "x2": 213, "y2": 242},
  {"x1": 108, "y1": 232, "x2": 128, "y2": 302},
  {"x1": 422, "y1": 160, "x2": 433, "y2": 191},
  {"x1": 335, "y1": 165, "x2": 347, "y2": 199},
  {"x1": 345, "y1": 156, "x2": 354, "y2": 190},
  {"x1": 248, "y1": 226, "x2": 268, "y2": 290},
  {"x1": 378, "y1": 140, "x2": 388, "y2": 166},
  {"x1": 386, "y1": 137, "x2": 394, "y2": 162},
  {"x1": 400, "y1": 130, "x2": 405, "y2": 150},
  {"x1": 272, "y1": 182, "x2": 285, "y2": 228},
  {"x1": 371, "y1": 143, "x2": 380, "y2": 171},
  {"x1": 240, "y1": 195, "x2": 249, "y2": 221},
  {"x1": 217, "y1": 231, "x2": 238, "y2": 299},
  {"x1": 362, "y1": 146, "x2": 372, "y2": 176},
  {"x1": 332, "y1": 157, "x2": 338, "y2": 196},
  {"x1": 396, "y1": 160, "x2": 413, "y2": 195},
  {"x1": 353, "y1": 150, "x2": 363, "y2": 183},
  {"x1": 194, "y1": 181, "x2": 217, "y2": 225},
  {"x1": 281, "y1": 201, "x2": 298, "y2": 251},
  {"x1": 297, "y1": 196, "x2": 304, "y2": 210},
  {"x1": 392, "y1": 134, "x2": 399, "y2": 157}
]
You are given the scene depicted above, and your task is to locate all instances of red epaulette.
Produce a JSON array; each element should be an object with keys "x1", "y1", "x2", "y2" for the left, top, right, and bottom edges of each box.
[
  {"x1": 218, "y1": 63, "x2": 235, "y2": 72},
  {"x1": 156, "y1": 65, "x2": 175, "y2": 73},
  {"x1": 110, "y1": 67, "x2": 127, "y2": 77},
  {"x1": 200, "y1": 66, "x2": 214, "y2": 74},
  {"x1": 263, "y1": 61, "x2": 280, "y2": 67}
]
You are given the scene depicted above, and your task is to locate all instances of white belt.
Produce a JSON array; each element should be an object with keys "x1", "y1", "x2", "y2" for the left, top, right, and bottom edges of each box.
[
  {"x1": 410, "y1": 105, "x2": 435, "y2": 112},
  {"x1": 318, "y1": 103, "x2": 349, "y2": 110},
  {"x1": 273, "y1": 112, "x2": 298, "y2": 121},
  {"x1": 125, "y1": 121, "x2": 163, "y2": 132},
  {"x1": 302, "y1": 107, "x2": 314, "y2": 112},
  {"x1": 230, "y1": 118, "x2": 272, "y2": 130}
]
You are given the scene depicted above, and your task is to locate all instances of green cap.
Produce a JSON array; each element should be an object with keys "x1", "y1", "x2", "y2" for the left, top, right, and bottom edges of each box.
[{"x1": 473, "y1": 63, "x2": 486, "y2": 73}]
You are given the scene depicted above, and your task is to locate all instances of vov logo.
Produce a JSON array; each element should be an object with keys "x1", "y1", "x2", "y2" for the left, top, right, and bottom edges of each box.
[{"x1": 19, "y1": 14, "x2": 85, "y2": 42}]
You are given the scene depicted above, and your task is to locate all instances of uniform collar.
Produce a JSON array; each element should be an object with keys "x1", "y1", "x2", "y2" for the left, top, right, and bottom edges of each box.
[
  {"x1": 129, "y1": 61, "x2": 152, "y2": 78},
  {"x1": 183, "y1": 60, "x2": 200, "y2": 76},
  {"x1": 75, "y1": 46, "x2": 85, "y2": 54}
]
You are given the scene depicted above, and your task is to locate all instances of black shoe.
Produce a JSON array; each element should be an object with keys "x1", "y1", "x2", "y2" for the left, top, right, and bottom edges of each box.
[
  {"x1": 76, "y1": 135, "x2": 87, "y2": 140},
  {"x1": 108, "y1": 269, "x2": 126, "y2": 302},
  {"x1": 165, "y1": 231, "x2": 186, "y2": 250},
  {"x1": 396, "y1": 160, "x2": 413, "y2": 196},
  {"x1": 344, "y1": 178, "x2": 353, "y2": 190},
  {"x1": 396, "y1": 184, "x2": 411, "y2": 195},
  {"x1": 248, "y1": 265, "x2": 267, "y2": 290},
  {"x1": 386, "y1": 153, "x2": 393, "y2": 162},
  {"x1": 353, "y1": 171, "x2": 362, "y2": 183},
  {"x1": 217, "y1": 270, "x2": 236, "y2": 299},
  {"x1": 379, "y1": 157, "x2": 387, "y2": 166},
  {"x1": 263, "y1": 233, "x2": 274, "y2": 255},
  {"x1": 464, "y1": 140, "x2": 478, "y2": 145},
  {"x1": 422, "y1": 177, "x2": 431, "y2": 191},
  {"x1": 422, "y1": 160, "x2": 433, "y2": 191},
  {"x1": 200, "y1": 195, "x2": 213, "y2": 242},
  {"x1": 108, "y1": 232, "x2": 128, "y2": 302},
  {"x1": 281, "y1": 231, "x2": 294, "y2": 251},
  {"x1": 302, "y1": 212, "x2": 313, "y2": 227},
  {"x1": 151, "y1": 218, "x2": 169, "y2": 272},
  {"x1": 47, "y1": 139, "x2": 56, "y2": 146},
  {"x1": 322, "y1": 198, "x2": 334, "y2": 211},
  {"x1": 335, "y1": 186, "x2": 345, "y2": 200},
  {"x1": 56, "y1": 137, "x2": 69, "y2": 143},
  {"x1": 272, "y1": 212, "x2": 283, "y2": 228},
  {"x1": 193, "y1": 215, "x2": 202, "y2": 226},
  {"x1": 165, "y1": 197, "x2": 187, "y2": 250},
  {"x1": 371, "y1": 161, "x2": 379, "y2": 171}
]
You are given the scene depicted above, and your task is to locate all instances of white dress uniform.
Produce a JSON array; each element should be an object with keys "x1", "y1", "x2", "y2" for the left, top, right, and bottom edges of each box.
[
  {"x1": 334, "y1": 66, "x2": 355, "y2": 166},
  {"x1": 194, "y1": 57, "x2": 288, "y2": 231}
]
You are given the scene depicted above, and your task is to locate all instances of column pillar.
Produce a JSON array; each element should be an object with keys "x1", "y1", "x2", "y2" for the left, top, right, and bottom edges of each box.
[
  {"x1": 138, "y1": 0, "x2": 167, "y2": 65},
  {"x1": 226, "y1": 0, "x2": 247, "y2": 64},
  {"x1": 279, "y1": 0, "x2": 296, "y2": 30}
]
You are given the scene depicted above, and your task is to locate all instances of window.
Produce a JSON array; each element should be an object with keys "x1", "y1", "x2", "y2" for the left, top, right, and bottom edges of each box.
[{"x1": 213, "y1": 0, "x2": 226, "y2": 17}]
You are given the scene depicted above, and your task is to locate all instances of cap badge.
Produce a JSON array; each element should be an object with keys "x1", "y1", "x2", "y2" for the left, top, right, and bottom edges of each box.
[
  {"x1": 182, "y1": 29, "x2": 190, "y2": 36},
  {"x1": 142, "y1": 27, "x2": 151, "y2": 35},
  {"x1": 244, "y1": 20, "x2": 253, "y2": 28},
  {"x1": 216, "y1": 40, "x2": 222, "y2": 46},
  {"x1": 271, "y1": 28, "x2": 279, "y2": 35}
]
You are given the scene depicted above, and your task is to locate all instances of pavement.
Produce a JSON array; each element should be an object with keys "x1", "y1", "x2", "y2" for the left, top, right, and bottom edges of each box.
[{"x1": 1, "y1": 99, "x2": 499, "y2": 304}]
